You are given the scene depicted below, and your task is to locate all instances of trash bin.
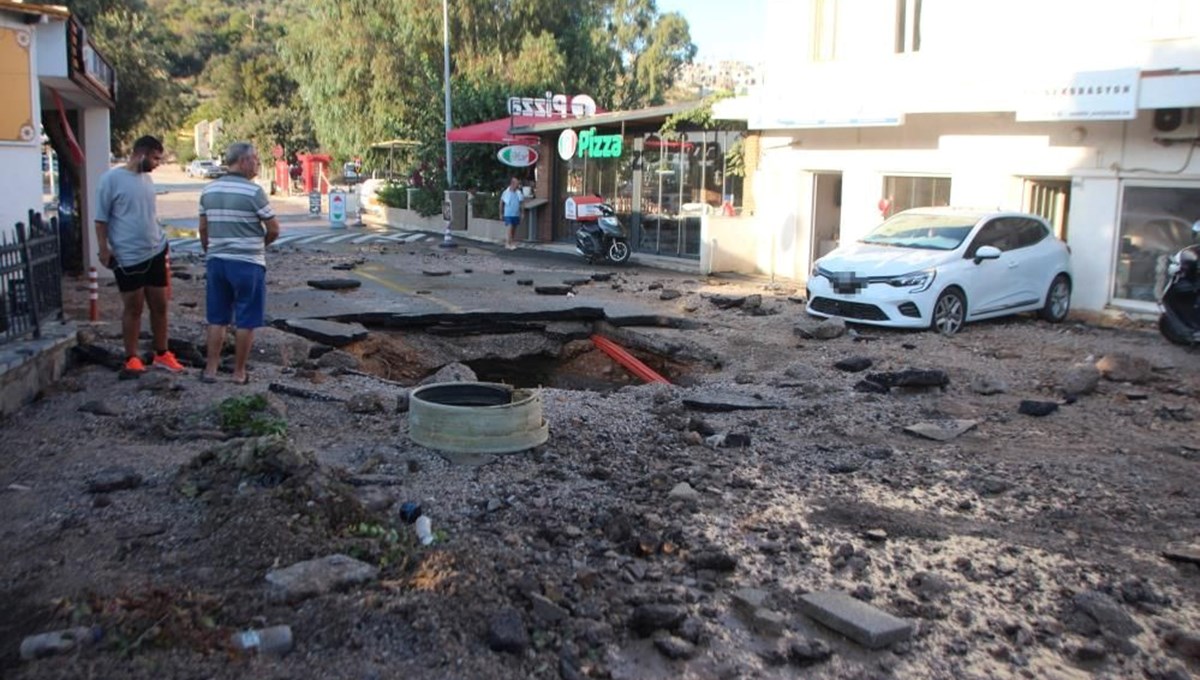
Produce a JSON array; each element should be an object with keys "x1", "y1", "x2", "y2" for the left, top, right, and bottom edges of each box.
[{"x1": 445, "y1": 191, "x2": 467, "y2": 231}]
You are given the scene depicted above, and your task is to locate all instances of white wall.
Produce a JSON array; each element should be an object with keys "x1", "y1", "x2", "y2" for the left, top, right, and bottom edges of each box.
[
  {"x1": 79, "y1": 107, "x2": 110, "y2": 271},
  {"x1": 744, "y1": 108, "x2": 1200, "y2": 311},
  {"x1": 1066, "y1": 177, "x2": 1121, "y2": 312},
  {"x1": 34, "y1": 19, "x2": 66, "y2": 77}
]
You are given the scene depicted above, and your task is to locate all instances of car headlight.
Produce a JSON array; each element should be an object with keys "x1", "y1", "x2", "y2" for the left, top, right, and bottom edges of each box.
[{"x1": 886, "y1": 269, "x2": 936, "y2": 292}]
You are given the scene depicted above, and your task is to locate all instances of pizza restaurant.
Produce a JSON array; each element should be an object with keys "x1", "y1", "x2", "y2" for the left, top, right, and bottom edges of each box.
[{"x1": 448, "y1": 94, "x2": 746, "y2": 260}]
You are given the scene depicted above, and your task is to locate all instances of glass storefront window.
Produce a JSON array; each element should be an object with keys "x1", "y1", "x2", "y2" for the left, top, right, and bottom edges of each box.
[
  {"x1": 555, "y1": 127, "x2": 744, "y2": 259},
  {"x1": 1114, "y1": 184, "x2": 1200, "y2": 302},
  {"x1": 883, "y1": 176, "x2": 951, "y2": 215}
]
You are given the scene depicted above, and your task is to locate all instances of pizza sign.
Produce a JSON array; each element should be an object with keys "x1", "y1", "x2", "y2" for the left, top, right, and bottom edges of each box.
[{"x1": 497, "y1": 145, "x2": 539, "y2": 168}]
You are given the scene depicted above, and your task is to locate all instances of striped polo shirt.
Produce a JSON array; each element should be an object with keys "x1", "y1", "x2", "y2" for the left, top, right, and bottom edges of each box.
[{"x1": 199, "y1": 175, "x2": 275, "y2": 267}]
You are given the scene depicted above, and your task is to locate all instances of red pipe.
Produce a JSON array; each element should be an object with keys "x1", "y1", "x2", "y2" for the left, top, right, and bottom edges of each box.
[
  {"x1": 49, "y1": 88, "x2": 85, "y2": 167},
  {"x1": 591, "y1": 334, "x2": 671, "y2": 385}
]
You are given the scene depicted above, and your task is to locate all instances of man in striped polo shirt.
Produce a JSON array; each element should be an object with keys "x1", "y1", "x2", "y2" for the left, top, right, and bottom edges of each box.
[{"x1": 198, "y1": 142, "x2": 280, "y2": 384}]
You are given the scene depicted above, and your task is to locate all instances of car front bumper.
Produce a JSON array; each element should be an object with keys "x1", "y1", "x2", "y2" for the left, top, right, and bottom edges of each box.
[{"x1": 805, "y1": 277, "x2": 934, "y2": 328}]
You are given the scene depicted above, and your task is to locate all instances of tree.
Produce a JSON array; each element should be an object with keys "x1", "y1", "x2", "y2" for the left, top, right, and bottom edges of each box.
[
  {"x1": 60, "y1": 0, "x2": 183, "y2": 151},
  {"x1": 281, "y1": 0, "x2": 695, "y2": 186}
]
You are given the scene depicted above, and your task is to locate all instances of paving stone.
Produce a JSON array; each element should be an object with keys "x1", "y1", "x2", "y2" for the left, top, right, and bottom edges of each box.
[
  {"x1": 86, "y1": 467, "x2": 143, "y2": 493},
  {"x1": 798, "y1": 590, "x2": 913, "y2": 649},
  {"x1": 265, "y1": 554, "x2": 379, "y2": 601},
  {"x1": 731, "y1": 588, "x2": 770, "y2": 614},
  {"x1": 528, "y1": 592, "x2": 570, "y2": 623}
]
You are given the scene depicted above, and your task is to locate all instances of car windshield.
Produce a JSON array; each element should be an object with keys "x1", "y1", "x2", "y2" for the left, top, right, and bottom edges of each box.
[
  {"x1": 859, "y1": 213, "x2": 976, "y2": 250},
  {"x1": 196, "y1": 161, "x2": 214, "y2": 167}
]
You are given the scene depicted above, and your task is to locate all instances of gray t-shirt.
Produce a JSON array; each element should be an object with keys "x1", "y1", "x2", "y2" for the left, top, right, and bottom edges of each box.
[{"x1": 96, "y1": 167, "x2": 164, "y2": 266}]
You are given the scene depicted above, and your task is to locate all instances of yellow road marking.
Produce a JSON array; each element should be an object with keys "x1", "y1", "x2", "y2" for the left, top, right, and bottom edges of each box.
[{"x1": 352, "y1": 267, "x2": 463, "y2": 313}]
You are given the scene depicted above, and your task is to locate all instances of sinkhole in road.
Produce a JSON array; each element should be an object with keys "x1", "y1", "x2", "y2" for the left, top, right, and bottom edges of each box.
[{"x1": 342, "y1": 322, "x2": 700, "y2": 392}]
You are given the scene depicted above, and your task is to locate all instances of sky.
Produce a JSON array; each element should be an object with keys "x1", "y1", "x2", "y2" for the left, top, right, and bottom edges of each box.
[{"x1": 656, "y1": 0, "x2": 769, "y2": 63}]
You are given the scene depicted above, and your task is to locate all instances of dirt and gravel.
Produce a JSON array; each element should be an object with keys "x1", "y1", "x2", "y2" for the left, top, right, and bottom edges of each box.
[{"x1": 2, "y1": 238, "x2": 1199, "y2": 680}]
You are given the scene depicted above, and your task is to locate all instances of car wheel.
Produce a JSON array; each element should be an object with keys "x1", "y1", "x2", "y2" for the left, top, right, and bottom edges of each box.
[
  {"x1": 930, "y1": 288, "x2": 966, "y2": 336},
  {"x1": 1039, "y1": 274, "x2": 1071, "y2": 322}
]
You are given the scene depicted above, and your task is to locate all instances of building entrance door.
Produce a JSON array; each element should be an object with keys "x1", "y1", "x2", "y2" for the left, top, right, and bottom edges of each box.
[
  {"x1": 811, "y1": 173, "x2": 843, "y2": 262},
  {"x1": 1023, "y1": 178, "x2": 1071, "y2": 240}
]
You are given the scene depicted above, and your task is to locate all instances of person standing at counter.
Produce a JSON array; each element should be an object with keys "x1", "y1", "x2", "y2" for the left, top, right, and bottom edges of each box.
[{"x1": 500, "y1": 176, "x2": 523, "y2": 250}]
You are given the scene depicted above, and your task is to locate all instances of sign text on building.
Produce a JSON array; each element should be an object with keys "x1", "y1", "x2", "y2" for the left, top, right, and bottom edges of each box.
[
  {"x1": 576, "y1": 127, "x2": 623, "y2": 159},
  {"x1": 507, "y1": 93, "x2": 597, "y2": 118}
]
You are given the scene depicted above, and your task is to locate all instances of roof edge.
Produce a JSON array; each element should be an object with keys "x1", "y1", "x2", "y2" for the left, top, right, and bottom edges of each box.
[{"x1": 0, "y1": 1, "x2": 70, "y2": 19}]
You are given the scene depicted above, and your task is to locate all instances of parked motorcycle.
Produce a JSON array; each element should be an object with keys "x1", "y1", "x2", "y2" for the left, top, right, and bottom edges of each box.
[
  {"x1": 1158, "y1": 220, "x2": 1200, "y2": 346},
  {"x1": 575, "y1": 203, "x2": 632, "y2": 265}
]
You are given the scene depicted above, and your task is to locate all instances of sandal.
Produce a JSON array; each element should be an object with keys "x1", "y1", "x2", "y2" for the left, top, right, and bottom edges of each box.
[
  {"x1": 199, "y1": 373, "x2": 218, "y2": 384},
  {"x1": 233, "y1": 375, "x2": 251, "y2": 385}
]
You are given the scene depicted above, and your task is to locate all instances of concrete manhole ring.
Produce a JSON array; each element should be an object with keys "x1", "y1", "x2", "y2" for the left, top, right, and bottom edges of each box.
[{"x1": 408, "y1": 382, "x2": 549, "y2": 454}]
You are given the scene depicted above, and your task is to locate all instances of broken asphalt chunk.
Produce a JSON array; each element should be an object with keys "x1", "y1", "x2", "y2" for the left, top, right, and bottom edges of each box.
[
  {"x1": 1018, "y1": 400, "x2": 1059, "y2": 417},
  {"x1": 1162, "y1": 544, "x2": 1200, "y2": 565},
  {"x1": 279, "y1": 318, "x2": 368, "y2": 347},
  {"x1": 306, "y1": 278, "x2": 361, "y2": 291},
  {"x1": 834, "y1": 356, "x2": 874, "y2": 373},
  {"x1": 534, "y1": 285, "x2": 573, "y2": 296},
  {"x1": 682, "y1": 392, "x2": 786, "y2": 412},
  {"x1": 904, "y1": 419, "x2": 978, "y2": 441},
  {"x1": 864, "y1": 369, "x2": 949, "y2": 390}
]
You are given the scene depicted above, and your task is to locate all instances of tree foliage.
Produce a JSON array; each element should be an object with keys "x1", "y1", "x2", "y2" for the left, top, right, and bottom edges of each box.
[
  {"x1": 62, "y1": 0, "x2": 696, "y2": 169},
  {"x1": 59, "y1": 0, "x2": 182, "y2": 151},
  {"x1": 282, "y1": 0, "x2": 695, "y2": 187}
]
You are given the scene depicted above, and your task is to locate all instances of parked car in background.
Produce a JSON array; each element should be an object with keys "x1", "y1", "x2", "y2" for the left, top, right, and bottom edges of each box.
[
  {"x1": 186, "y1": 159, "x2": 225, "y2": 179},
  {"x1": 806, "y1": 208, "x2": 1072, "y2": 335}
]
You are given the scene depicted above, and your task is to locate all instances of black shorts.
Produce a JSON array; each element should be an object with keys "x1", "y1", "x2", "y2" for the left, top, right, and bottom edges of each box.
[{"x1": 113, "y1": 246, "x2": 169, "y2": 293}]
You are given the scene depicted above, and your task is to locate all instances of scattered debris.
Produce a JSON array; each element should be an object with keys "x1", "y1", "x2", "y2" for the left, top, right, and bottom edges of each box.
[
  {"x1": 682, "y1": 391, "x2": 786, "y2": 411},
  {"x1": 904, "y1": 419, "x2": 979, "y2": 441},
  {"x1": 1018, "y1": 400, "x2": 1059, "y2": 417},
  {"x1": 306, "y1": 278, "x2": 362, "y2": 291},
  {"x1": 834, "y1": 356, "x2": 874, "y2": 373}
]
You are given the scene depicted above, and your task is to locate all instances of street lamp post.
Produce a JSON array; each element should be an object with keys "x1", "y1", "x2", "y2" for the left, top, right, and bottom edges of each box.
[{"x1": 442, "y1": 0, "x2": 453, "y2": 188}]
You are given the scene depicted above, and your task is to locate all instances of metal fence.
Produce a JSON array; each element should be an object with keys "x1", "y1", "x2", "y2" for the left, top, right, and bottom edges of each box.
[{"x1": 1, "y1": 211, "x2": 63, "y2": 344}]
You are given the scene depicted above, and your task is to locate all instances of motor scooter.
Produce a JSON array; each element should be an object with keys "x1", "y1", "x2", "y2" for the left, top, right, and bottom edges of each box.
[
  {"x1": 1158, "y1": 220, "x2": 1200, "y2": 346},
  {"x1": 575, "y1": 203, "x2": 632, "y2": 265}
]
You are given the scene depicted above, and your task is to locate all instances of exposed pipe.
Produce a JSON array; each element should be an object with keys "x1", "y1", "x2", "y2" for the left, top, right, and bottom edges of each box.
[
  {"x1": 590, "y1": 334, "x2": 671, "y2": 385},
  {"x1": 49, "y1": 88, "x2": 84, "y2": 167}
]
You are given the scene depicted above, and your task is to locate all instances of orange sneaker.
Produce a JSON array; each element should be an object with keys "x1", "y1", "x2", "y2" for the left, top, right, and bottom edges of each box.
[
  {"x1": 152, "y1": 351, "x2": 185, "y2": 373},
  {"x1": 124, "y1": 356, "x2": 147, "y2": 373}
]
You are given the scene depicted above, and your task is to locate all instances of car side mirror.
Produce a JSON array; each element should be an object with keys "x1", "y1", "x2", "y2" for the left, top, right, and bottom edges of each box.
[{"x1": 973, "y1": 245, "x2": 1002, "y2": 264}]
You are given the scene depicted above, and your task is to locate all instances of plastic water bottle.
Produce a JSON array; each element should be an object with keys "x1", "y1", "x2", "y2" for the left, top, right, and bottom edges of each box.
[
  {"x1": 230, "y1": 625, "x2": 293, "y2": 657},
  {"x1": 20, "y1": 626, "x2": 102, "y2": 660},
  {"x1": 415, "y1": 515, "x2": 434, "y2": 545}
]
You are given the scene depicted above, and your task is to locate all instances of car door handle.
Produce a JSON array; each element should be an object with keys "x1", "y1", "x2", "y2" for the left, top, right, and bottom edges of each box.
[{"x1": 1007, "y1": 261, "x2": 1019, "y2": 268}]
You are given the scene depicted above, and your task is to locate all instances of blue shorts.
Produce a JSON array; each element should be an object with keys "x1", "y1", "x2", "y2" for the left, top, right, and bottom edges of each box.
[
  {"x1": 205, "y1": 258, "x2": 266, "y2": 329},
  {"x1": 504, "y1": 216, "x2": 520, "y2": 227}
]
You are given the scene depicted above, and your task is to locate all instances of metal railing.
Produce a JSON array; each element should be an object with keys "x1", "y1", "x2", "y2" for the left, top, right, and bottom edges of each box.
[{"x1": 1, "y1": 211, "x2": 64, "y2": 344}]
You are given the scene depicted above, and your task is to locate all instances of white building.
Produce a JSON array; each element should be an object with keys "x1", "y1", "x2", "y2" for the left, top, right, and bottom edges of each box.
[
  {"x1": 0, "y1": 0, "x2": 115, "y2": 273},
  {"x1": 717, "y1": 0, "x2": 1200, "y2": 314}
]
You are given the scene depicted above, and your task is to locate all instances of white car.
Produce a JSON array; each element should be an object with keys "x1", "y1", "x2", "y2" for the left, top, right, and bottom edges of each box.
[
  {"x1": 806, "y1": 208, "x2": 1072, "y2": 335},
  {"x1": 186, "y1": 159, "x2": 225, "y2": 179}
]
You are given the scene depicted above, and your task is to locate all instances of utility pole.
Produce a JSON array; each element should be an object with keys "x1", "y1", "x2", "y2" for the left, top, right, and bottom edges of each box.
[{"x1": 442, "y1": 0, "x2": 453, "y2": 188}]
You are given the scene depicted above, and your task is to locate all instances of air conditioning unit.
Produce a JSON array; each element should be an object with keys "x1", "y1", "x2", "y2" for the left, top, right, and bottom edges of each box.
[{"x1": 1153, "y1": 108, "x2": 1185, "y2": 132}]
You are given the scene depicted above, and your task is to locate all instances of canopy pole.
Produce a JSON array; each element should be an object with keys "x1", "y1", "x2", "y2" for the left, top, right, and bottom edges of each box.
[{"x1": 442, "y1": 0, "x2": 453, "y2": 188}]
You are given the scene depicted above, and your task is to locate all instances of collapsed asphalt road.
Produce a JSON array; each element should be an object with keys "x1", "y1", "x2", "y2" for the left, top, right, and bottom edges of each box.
[{"x1": 2, "y1": 232, "x2": 1200, "y2": 679}]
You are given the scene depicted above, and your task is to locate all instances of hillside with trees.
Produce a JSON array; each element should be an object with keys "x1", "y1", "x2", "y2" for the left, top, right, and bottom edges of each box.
[{"x1": 62, "y1": 0, "x2": 696, "y2": 197}]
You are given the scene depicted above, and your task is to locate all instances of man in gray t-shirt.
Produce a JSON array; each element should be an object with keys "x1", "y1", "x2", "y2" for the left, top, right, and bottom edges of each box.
[{"x1": 95, "y1": 135, "x2": 184, "y2": 374}]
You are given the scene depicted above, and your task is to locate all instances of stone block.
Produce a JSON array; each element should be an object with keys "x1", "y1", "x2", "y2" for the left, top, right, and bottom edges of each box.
[{"x1": 798, "y1": 590, "x2": 912, "y2": 649}]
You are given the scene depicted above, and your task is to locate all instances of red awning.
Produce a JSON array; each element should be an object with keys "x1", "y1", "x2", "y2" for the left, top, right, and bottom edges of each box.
[{"x1": 447, "y1": 115, "x2": 543, "y2": 145}]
